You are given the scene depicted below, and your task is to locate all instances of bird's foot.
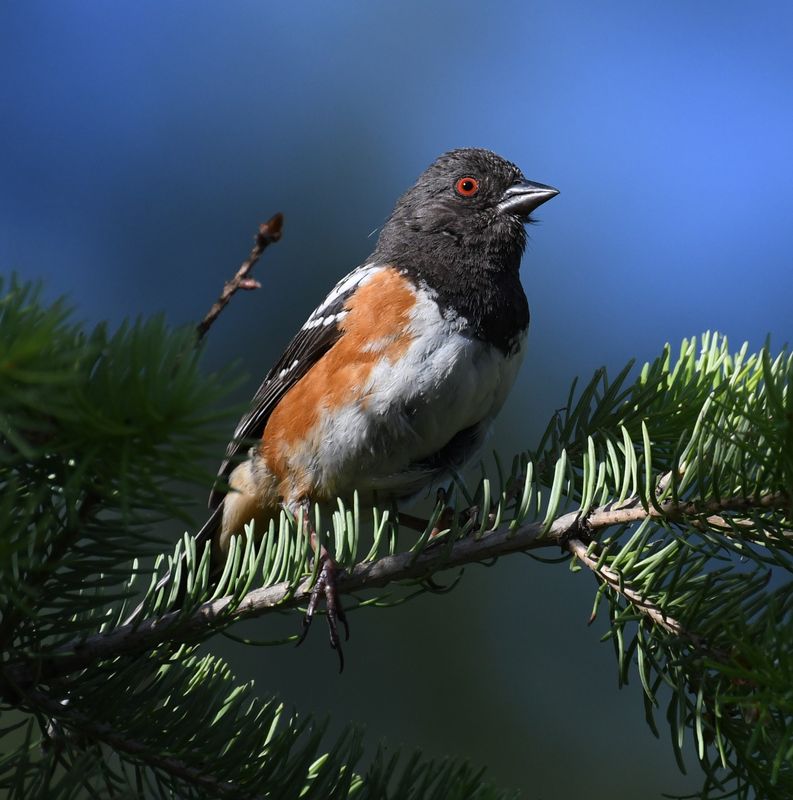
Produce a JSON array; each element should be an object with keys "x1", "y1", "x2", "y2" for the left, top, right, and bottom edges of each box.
[
  {"x1": 398, "y1": 488, "x2": 455, "y2": 537},
  {"x1": 297, "y1": 545, "x2": 349, "y2": 672},
  {"x1": 402, "y1": 503, "x2": 495, "y2": 537},
  {"x1": 431, "y1": 506, "x2": 455, "y2": 538}
]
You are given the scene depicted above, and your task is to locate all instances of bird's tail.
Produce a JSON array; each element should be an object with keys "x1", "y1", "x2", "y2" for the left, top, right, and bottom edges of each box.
[{"x1": 122, "y1": 503, "x2": 224, "y2": 626}]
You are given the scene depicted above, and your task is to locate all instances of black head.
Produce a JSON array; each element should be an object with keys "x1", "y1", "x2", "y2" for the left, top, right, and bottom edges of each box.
[
  {"x1": 373, "y1": 148, "x2": 558, "y2": 276},
  {"x1": 370, "y1": 149, "x2": 557, "y2": 354}
]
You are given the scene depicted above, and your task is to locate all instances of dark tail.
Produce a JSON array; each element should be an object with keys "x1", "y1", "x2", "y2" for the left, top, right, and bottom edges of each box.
[{"x1": 122, "y1": 503, "x2": 224, "y2": 626}]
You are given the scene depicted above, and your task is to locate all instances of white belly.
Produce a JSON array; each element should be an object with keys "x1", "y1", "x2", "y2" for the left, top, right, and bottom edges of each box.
[{"x1": 312, "y1": 285, "x2": 526, "y2": 499}]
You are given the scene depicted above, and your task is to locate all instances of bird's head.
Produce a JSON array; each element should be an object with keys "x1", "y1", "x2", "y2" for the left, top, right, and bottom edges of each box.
[{"x1": 376, "y1": 148, "x2": 558, "y2": 267}]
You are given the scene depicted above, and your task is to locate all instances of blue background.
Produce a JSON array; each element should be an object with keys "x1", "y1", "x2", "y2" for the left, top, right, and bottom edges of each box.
[{"x1": 3, "y1": 2, "x2": 792, "y2": 797}]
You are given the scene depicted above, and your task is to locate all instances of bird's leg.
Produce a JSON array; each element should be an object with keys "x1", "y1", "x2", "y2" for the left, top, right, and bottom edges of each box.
[
  {"x1": 396, "y1": 511, "x2": 432, "y2": 532},
  {"x1": 295, "y1": 504, "x2": 349, "y2": 672},
  {"x1": 398, "y1": 488, "x2": 455, "y2": 537},
  {"x1": 398, "y1": 485, "x2": 503, "y2": 537}
]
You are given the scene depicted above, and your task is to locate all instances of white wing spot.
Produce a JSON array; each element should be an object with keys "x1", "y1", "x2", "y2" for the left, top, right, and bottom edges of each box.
[
  {"x1": 301, "y1": 263, "x2": 381, "y2": 331},
  {"x1": 302, "y1": 311, "x2": 348, "y2": 330},
  {"x1": 278, "y1": 358, "x2": 300, "y2": 379}
]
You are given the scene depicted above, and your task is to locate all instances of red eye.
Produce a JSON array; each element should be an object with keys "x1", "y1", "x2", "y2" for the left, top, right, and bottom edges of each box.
[{"x1": 455, "y1": 176, "x2": 479, "y2": 197}]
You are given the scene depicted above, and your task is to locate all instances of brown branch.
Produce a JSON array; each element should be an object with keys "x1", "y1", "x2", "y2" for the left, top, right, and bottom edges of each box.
[
  {"x1": 195, "y1": 213, "x2": 283, "y2": 343},
  {"x1": 10, "y1": 510, "x2": 565, "y2": 684},
  {"x1": 25, "y1": 689, "x2": 260, "y2": 800},
  {"x1": 587, "y1": 490, "x2": 787, "y2": 528},
  {"x1": 566, "y1": 537, "x2": 690, "y2": 638},
  {"x1": 565, "y1": 490, "x2": 790, "y2": 646},
  {"x1": 6, "y1": 491, "x2": 786, "y2": 688}
]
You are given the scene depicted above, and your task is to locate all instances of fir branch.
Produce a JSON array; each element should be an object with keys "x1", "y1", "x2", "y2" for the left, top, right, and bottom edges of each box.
[
  {"x1": 587, "y1": 492, "x2": 788, "y2": 528},
  {"x1": 4, "y1": 279, "x2": 792, "y2": 800},
  {"x1": 195, "y1": 213, "x2": 284, "y2": 342},
  {"x1": 24, "y1": 689, "x2": 255, "y2": 800},
  {"x1": 10, "y1": 491, "x2": 786, "y2": 687},
  {"x1": 566, "y1": 537, "x2": 690, "y2": 638},
  {"x1": 0, "y1": 491, "x2": 100, "y2": 651},
  {"x1": 9, "y1": 651, "x2": 512, "y2": 800}
]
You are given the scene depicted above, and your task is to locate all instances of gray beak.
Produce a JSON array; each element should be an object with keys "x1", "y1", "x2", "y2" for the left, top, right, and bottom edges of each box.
[{"x1": 497, "y1": 179, "x2": 559, "y2": 217}]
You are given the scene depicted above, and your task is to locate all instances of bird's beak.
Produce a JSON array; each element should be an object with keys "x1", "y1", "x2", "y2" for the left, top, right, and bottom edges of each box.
[{"x1": 497, "y1": 179, "x2": 559, "y2": 217}]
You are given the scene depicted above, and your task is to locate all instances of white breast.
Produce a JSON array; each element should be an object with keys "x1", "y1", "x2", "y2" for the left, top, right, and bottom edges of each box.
[{"x1": 312, "y1": 282, "x2": 526, "y2": 499}]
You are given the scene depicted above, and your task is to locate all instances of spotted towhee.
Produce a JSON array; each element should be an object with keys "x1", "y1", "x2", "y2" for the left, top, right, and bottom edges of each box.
[{"x1": 193, "y1": 148, "x2": 557, "y2": 666}]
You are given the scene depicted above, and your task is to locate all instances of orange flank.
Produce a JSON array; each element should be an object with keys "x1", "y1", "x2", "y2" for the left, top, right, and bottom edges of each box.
[{"x1": 262, "y1": 267, "x2": 416, "y2": 500}]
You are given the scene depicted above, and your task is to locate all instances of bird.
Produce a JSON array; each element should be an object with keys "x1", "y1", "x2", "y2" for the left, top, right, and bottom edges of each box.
[{"x1": 186, "y1": 148, "x2": 556, "y2": 667}]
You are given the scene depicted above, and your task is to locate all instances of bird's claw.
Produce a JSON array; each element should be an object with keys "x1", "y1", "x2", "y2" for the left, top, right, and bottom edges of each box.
[{"x1": 296, "y1": 553, "x2": 349, "y2": 672}]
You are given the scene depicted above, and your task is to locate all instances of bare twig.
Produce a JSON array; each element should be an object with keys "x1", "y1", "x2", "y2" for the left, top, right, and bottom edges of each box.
[
  {"x1": 195, "y1": 213, "x2": 283, "y2": 343},
  {"x1": 7, "y1": 491, "x2": 786, "y2": 687}
]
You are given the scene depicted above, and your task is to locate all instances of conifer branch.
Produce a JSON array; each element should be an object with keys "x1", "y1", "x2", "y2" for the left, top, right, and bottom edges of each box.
[
  {"x1": 9, "y1": 490, "x2": 785, "y2": 688},
  {"x1": 0, "y1": 491, "x2": 100, "y2": 651},
  {"x1": 587, "y1": 492, "x2": 788, "y2": 528},
  {"x1": 4, "y1": 279, "x2": 791, "y2": 800},
  {"x1": 24, "y1": 689, "x2": 254, "y2": 800},
  {"x1": 566, "y1": 537, "x2": 690, "y2": 638}
]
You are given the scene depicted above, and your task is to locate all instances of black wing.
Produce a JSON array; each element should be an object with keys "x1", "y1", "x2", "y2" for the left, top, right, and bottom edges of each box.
[{"x1": 208, "y1": 263, "x2": 381, "y2": 509}]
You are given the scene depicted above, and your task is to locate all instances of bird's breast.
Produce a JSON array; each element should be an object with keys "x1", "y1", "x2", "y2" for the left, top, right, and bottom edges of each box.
[{"x1": 260, "y1": 276, "x2": 526, "y2": 505}]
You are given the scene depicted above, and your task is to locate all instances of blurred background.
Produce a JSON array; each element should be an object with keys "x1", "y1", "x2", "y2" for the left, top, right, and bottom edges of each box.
[{"x1": 3, "y1": 2, "x2": 793, "y2": 797}]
